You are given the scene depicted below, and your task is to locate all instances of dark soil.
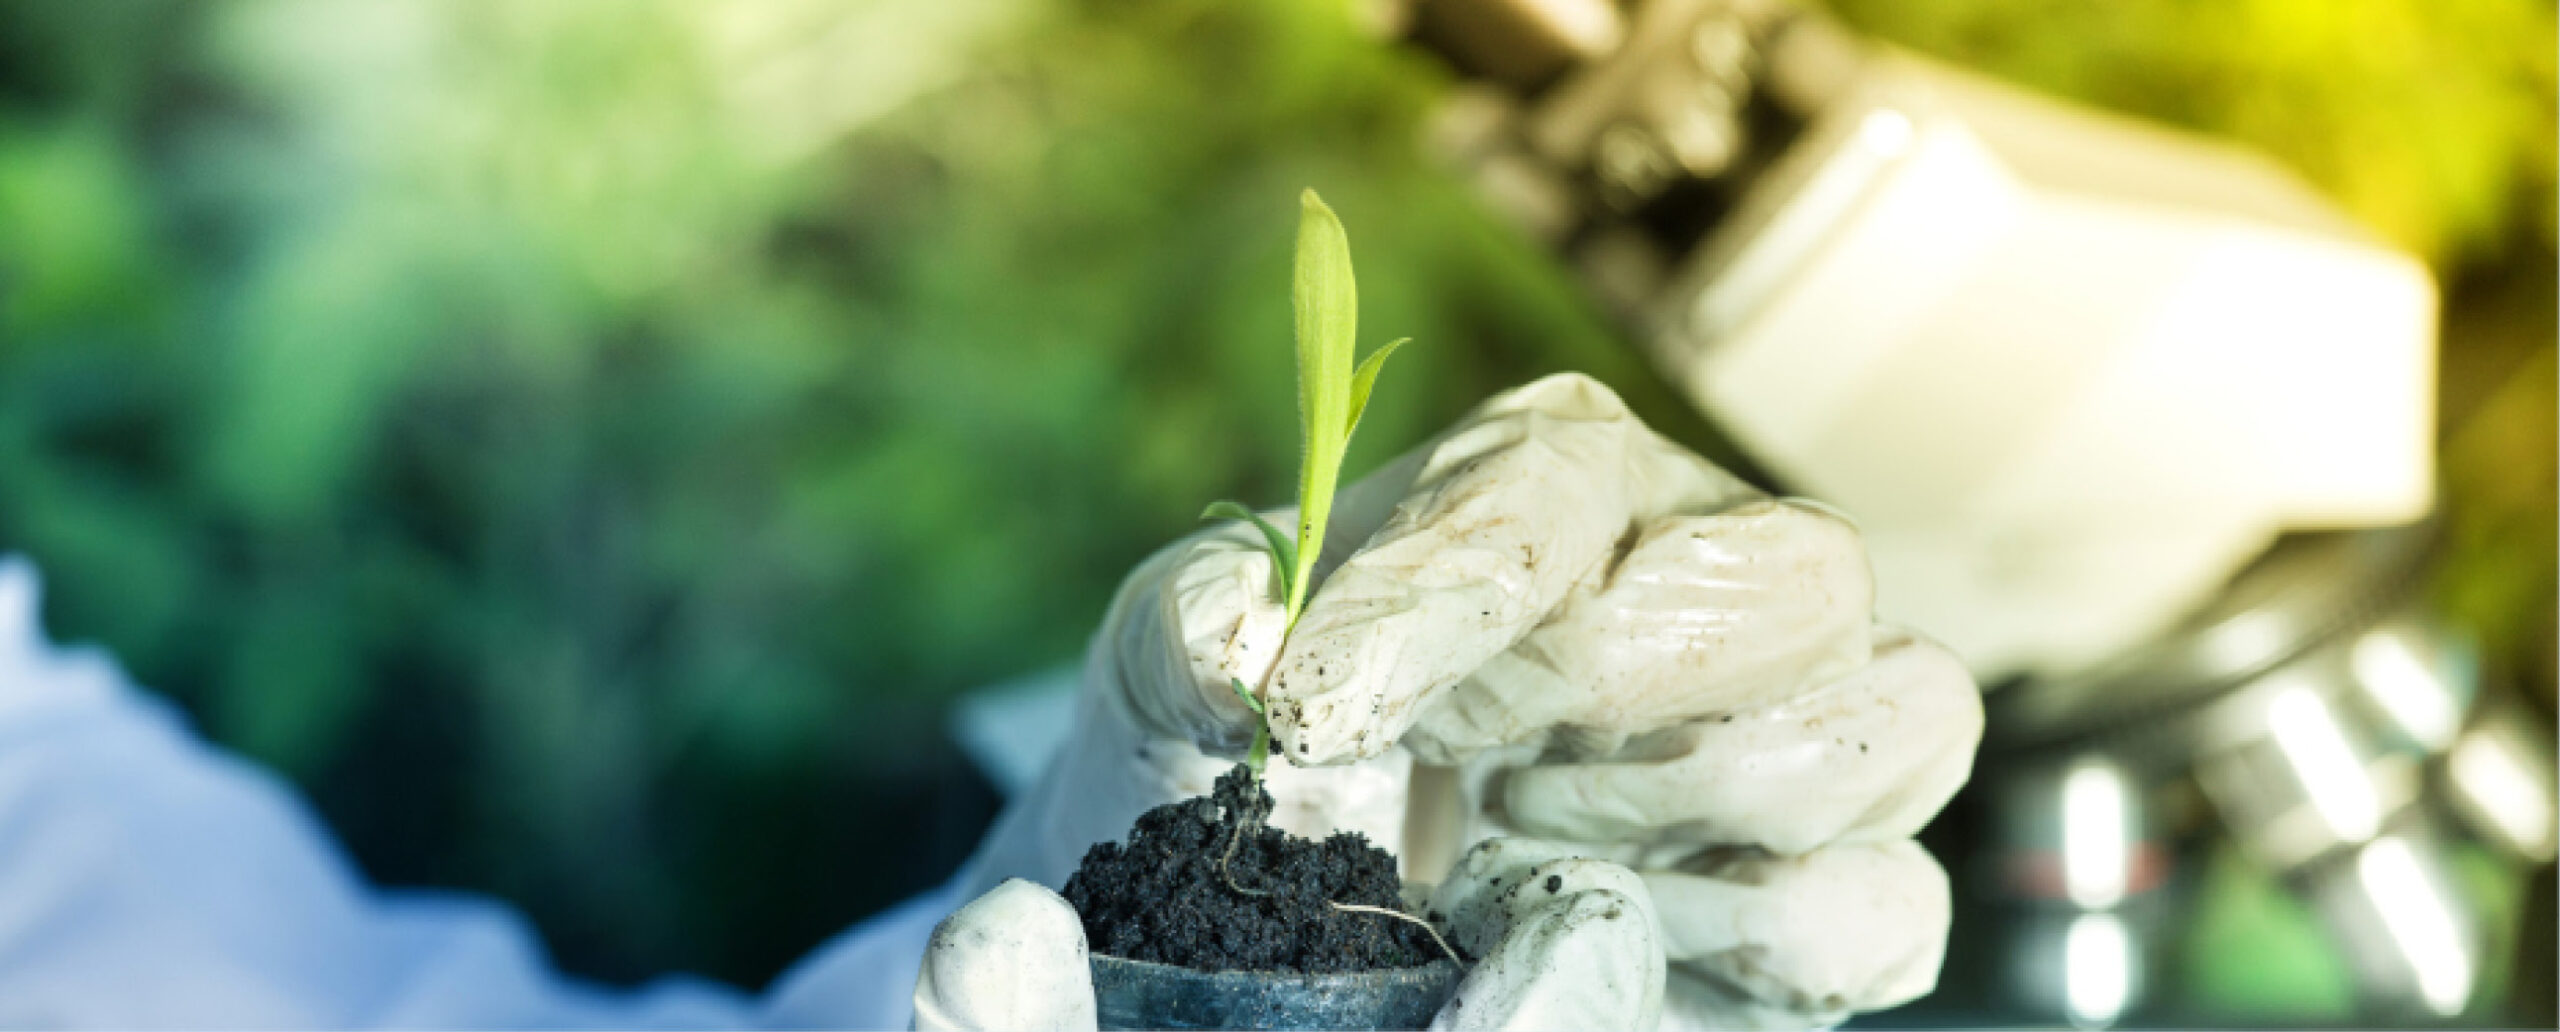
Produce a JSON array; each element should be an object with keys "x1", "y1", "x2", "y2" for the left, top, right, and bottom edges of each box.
[{"x1": 1063, "y1": 765, "x2": 1445, "y2": 973}]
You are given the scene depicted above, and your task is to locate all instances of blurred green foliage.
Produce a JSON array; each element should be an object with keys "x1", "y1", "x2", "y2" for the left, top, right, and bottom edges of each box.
[
  {"x1": 0, "y1": 0, "x2": 2548, "y2": 993},
  {"x1": 0, "y1": 0, "x2": 1687, "y2": 982}
]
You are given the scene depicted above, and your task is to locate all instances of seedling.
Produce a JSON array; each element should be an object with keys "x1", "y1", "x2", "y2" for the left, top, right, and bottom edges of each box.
[
  {"x1": 1190, "y1": 192, "x2": 1457, "y2": 966},
  {"x1": 1205, "y1": 188, "x2": 1407, "y2": 781},
  {"x1": 1064, "y1": 192, "x2": 1460, "y2": 991}
]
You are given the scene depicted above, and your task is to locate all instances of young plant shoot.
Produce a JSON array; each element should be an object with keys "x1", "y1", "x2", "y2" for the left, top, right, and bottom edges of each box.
[
  {"x1": 1207, "y1": 188, "x2": 1406, "y2": 781},
  {"x1": 1062, "y1": 190, "x2": 1460, "y2": 979}
]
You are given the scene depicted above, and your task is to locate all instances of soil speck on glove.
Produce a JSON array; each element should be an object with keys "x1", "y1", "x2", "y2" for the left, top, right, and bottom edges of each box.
[{"x1": 1064, "y1": 765, "x2": 1443, "y2": 973}]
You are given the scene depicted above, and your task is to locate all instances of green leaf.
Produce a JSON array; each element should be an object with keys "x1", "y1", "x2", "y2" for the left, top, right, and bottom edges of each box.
[
  {"x1": 1230, "y1": 676, "x2": 1265, "y2": 715},
  {"x1": 1228, "y1": 188, "x2": 1407, "y2": 781},
  {"x1": 1289, "y1": 189, "x2": 1358, "y2": 623},
  {"x1": 1202, "y1": 499, "x2": 1298, "y2": 601},
  {"x1": 1345, "y1": 337, "x2": 1408, "y2": 438}
]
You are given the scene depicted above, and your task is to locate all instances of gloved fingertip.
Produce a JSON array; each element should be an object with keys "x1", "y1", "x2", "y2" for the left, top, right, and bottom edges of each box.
[
  {"x1": 1650, "y1": 842, "x2": 1952, "y2": 1022},
  {"x1": 913, "y1": 880, "x2": 1096, "y2": 1031},
  {"x1": 1486, "y1": 372, "x2": 1635, "y2": 422},
  {"x1": 969, "y1": 879, "x2": 1086, "y2": 941},
  {"x1": 1431, "y1": 887, "x2": 1663, "y2": 1031},
  {"x1": 1261, "y1": 674, "x2": 1395, "y2": 768}
]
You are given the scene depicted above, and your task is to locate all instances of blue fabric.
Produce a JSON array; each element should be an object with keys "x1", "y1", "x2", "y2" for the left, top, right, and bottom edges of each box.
[{"x1": 0, "y1": 556, "x2": 949, "y2": 1029}]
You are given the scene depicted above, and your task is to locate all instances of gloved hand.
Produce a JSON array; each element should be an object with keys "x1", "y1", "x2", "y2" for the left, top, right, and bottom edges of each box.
[
  {"x1": 916, "y1": 838, "x2": 1666, "y2": 1031},
  {"x1": 954, "y1": 372, "x2": 1982, "y2": 1029}
]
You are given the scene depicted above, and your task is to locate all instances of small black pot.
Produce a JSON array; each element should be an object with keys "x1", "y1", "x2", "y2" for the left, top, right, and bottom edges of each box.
[{"x1": 1090, "y1": 954, "x2": 1464, "y2": 1030}]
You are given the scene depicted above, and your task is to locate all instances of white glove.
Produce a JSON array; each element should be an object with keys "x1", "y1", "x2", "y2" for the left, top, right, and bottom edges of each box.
[
  {"x1": 916, "y1": 837, "x2": 1665, "y2": 1031},
  {"x1": 954, "y1": 373, "x2": 1982, "y2": 1029},
  {"x1": 911, "y1": 880, "x2": 1097, "y2": 1032}
]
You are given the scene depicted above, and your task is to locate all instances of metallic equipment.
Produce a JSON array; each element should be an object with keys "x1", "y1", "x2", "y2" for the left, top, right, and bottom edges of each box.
[
  {"x1": 1403, "y1": 0, "x2": 2436, "y2": 681},
  {"x1": 1386, "y1": 1, "x2": 2547, "y2": 1024},
  {"x1": 1979, "y1": 520, "x2": 2552, "y2": 1024}
]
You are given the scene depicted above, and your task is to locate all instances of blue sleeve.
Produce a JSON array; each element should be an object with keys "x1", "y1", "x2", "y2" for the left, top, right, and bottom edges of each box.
[{"x1": 0, "y1": 557, "x2": 949, "y2": 1030}]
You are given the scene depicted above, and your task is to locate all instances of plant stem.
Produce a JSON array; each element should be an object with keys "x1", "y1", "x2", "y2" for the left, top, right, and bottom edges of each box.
[{"x1": 1249, "y1": 548, "x2": 1308, "y2": 781}]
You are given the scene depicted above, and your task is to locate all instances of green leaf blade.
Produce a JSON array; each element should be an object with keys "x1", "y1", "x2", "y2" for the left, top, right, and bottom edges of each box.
[
  {"x1": 1230, "y1": 676, "x2": 1265, "y2": 715},
  {"x1": 1344, "y1": 337, "x2": 1408, "y2": 438},
  {"x1": 1291, "y1": 189, "x2": 1358, "y2": 622},
  {"x1": 1202, "y1": 499, "x2": 1299, "y2": 601}
]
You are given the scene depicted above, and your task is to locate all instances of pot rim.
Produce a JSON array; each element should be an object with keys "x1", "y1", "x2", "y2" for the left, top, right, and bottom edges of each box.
[{"x1": 1089, "y1": 951, "x2": 1464, "y2": 984}]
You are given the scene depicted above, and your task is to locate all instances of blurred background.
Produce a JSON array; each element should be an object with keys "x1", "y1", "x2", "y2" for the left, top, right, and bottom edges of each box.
[{"x1": 0, "y1": 0, "x2": 2548, "y2": 1026}]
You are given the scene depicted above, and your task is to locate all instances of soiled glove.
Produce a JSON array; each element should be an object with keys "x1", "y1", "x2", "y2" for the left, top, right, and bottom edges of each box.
[
  {"x1": 957, "y1": 373, "x2": 1981, "y2": 1029},
  {"x1": 1422, "y1": 838, "x2": 1663, "y2": 1029},
  {"x1": 916, "y1": 839, "x2": 1664, "y2": 1031}
]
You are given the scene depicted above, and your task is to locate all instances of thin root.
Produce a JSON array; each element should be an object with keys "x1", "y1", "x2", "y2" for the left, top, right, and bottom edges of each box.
[
  {"x1": 1329, "y1": 902, "x2": 1464, "y2": 965},
  {"x1": 1218, "y1": 811, "x2": 1270, "y2": 898}
]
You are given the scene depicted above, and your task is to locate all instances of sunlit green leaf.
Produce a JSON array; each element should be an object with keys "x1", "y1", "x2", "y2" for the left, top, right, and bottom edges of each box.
[
  {"x1": 1230, "y1": 676, "x2": 1265, "y2": 715},
  {"x1": 1289, "y1": 188, "x2": 1357, "y2": 623},
  {"x1": 1345, "y1": 336, "x2": 1407, "y2": 439}
]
